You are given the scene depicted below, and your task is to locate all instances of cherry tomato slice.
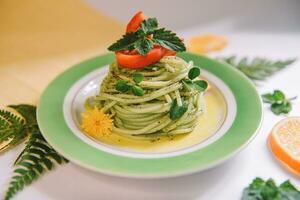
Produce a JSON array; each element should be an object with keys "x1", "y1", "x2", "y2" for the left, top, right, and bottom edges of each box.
[
  {"x1": 163, "y1": 48, "x2": 176, "y2": 56},
  {"x1": 126, "y1": 11, "x2": 145, "y2": 33},
  {"x1": 116, "y1": 47, "x2": 164, "y2": 69}
]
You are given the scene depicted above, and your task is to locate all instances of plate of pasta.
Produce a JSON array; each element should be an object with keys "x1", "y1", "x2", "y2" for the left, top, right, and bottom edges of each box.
[{"x1": 37, "y1": 12, "x2": 262, "y2": 178}]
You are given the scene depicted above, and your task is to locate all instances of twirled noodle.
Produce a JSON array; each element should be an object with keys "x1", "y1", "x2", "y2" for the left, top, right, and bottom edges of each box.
[{"x1": 88, "y1": 56, "x2": 206, "y2": 139}]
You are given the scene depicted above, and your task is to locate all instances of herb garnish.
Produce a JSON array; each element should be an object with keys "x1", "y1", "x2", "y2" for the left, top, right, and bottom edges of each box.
[
  {"x1": 262, "y1": 90, "x2": 296, "y2": 115},
  {"x1": 219, "y1": 56, "x2": 296, "y2": 81},
  {"x1": 131, "y1": 85, "x2": 145, "y2": 96},
  {"x1": 116, "y1": 80, "x2": 131, "y2": 92},
  {"x1": 242, "y1": 177, "x2": 300, "y2": 200},
  {"x1": 183, "y1": 66, "x2": 208, "y2": 92},
  {"x1": 170, "y1": 99, "x2": 188, "y2": 120},
  {"x1": 116, "y1": 78, "x2": 145, "y2": 96},
  {"x1": 132, "y1": 72, "x2": 144, "y2": 84},
  {"x1": 188, "y1": 67, "x2": 201, "y2": 80},
  {"x1": 108, "y1": 18, "x2": 185, "y2": 55}
]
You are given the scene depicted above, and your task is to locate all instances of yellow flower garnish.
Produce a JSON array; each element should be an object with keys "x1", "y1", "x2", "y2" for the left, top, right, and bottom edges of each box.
[
  {"x1": 188, "y1": 34, "x2": 227, "y2": 54},
  {"x1": 81, "y1": 107, "x2": 113, "y2": 139}
]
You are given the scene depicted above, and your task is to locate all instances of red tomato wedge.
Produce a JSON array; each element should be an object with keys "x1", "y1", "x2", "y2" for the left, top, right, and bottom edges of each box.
[
  {"x1": 126, "y1": 11, "x2": 145, "y2": 33},
  {"x1": 116, "y1": 47, "x2": 165, "y2": 69},
  {"x1": 163, "y1": 48, "x2": 176, "y2": 56}
]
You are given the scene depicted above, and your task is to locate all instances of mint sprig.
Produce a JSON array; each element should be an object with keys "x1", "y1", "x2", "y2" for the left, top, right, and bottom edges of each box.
[
  {"x1": 108, "y1": 18, "x2": 185, "y2": 55},
  {"x1": 262, "y1": 90, "x2": 296, "y2": 115},
  {"x1": 152, "y1": 28, "x2": 185, "y2": 52}
]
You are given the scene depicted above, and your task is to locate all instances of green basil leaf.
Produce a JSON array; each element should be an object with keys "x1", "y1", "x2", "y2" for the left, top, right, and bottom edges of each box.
[
  {"x1": 188, "y1": 67, "x2": 201, "y2": 80},
  {"x1": 169, "y1": 100, "x2": 188, "y2": 120},
  {"x1": 132, "y1": 72, "x2": 144, "y2": 84},
  {"x1": 131, "y1": 85, "x2": 145, "y2": 96},
  {"x1": 116, "y1": 80, "x2": 130, "y2": 92},
  {"x1": 193, "y1": 80, "x2": 208, "y2": 91}
]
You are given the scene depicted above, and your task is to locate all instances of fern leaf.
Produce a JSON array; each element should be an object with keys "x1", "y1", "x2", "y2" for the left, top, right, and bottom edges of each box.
[
  {"x1": 0, "y1": 109, "x2": 26, "y2": 152},
  {"x1": 219, "y1": 56, "x2": 296, "y2": 81},
  {"x1": 4, "y1": 131, "x2": 68, "y2": 200},
  {"x1": 0, "y1": 105, "x2": 37, "y2": 153},
  {"x1": 8, "y1": 105, "x2": 37, "y2": 125}
]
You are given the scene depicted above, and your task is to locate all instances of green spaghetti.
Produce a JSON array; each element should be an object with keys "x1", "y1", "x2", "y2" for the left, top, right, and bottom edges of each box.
[
  {"x1": 86, "y1": 56, "x2": 207, "y2": 138},
  {"x1": 83, "y1": 12, "x2": 208, "y2": 139}
]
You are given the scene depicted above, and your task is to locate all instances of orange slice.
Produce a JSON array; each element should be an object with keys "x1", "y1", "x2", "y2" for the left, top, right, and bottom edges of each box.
[
  {"x1": 188, "y1": 34, "x2": 227, "y2": 54},
  {"x1": 268, "y1": 117, "x2": 300, "y2": 176}
]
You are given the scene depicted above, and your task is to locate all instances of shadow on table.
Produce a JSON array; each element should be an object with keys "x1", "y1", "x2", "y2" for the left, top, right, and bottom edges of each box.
[{"x1": 34, "y1": 156, "x2": 239, "y2": 200}]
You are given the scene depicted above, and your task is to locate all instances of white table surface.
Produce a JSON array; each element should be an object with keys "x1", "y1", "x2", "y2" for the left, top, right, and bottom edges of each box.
[{"x1": 1, "y1": 27, "x2": 300, "y2": 200}]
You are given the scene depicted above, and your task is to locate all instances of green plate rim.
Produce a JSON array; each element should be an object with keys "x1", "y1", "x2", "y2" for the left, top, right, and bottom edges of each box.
[{"x1": 37, "y1": 52, "x2": 263, "y2": 178}]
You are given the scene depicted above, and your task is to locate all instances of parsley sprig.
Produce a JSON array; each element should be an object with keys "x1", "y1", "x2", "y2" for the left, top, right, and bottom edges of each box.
[
  {"x1": 262, "y1": 90, "x2": 296, "y2": 115},
  {"x1": 108, "y1": 18, "x2": 186, "y2": 55},
  {"x1": 242, "y1": 177, "x2": 300, "y2": 200}
]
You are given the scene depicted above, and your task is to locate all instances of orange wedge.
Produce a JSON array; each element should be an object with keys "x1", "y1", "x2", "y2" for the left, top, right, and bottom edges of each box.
[
  {"x1": 268, "y1": 117, "x2": 300, "y2": 176},
  {"x1": 188, "y1": 34, "x2": 227, "y2": 54}
]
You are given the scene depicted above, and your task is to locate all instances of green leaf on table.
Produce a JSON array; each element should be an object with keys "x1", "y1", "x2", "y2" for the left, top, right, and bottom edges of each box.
[
  {"x1": 169, "y1": 99, "x2": 188, "y2": 120},
  {"x1": 262, "y1": 90, "x2": 285, "y2": 104},
  {"x1": 0, "y1": 108, "x2": 26, "y2": 153},
  {"x1": 8, "y1": 105, "x2": 37, "y2": 125},
  {"x1": 4, "y1": 131, "x2": 68, "y2": 200},
  {"x1": 0, "y1": 104, "x2": 68, "y2": 200},
  {"x1": 279, "y1": 180, "x2": 300, "y2": 200},
  {"x1": 262, "y1": 93, "x2": 276, "y2": 104},
  {"x1": 271, "y1": 102, "x2": 292, "y2": 115},
  {"x1": 242, "y1": 178, "x2": 300, "y2": 200},
  {"x1": 262, "y1": 90, "x2": 295, "y2": 115},
  {"x1": 219, "y1": 56, "x2": 296, "y2": 81}
]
